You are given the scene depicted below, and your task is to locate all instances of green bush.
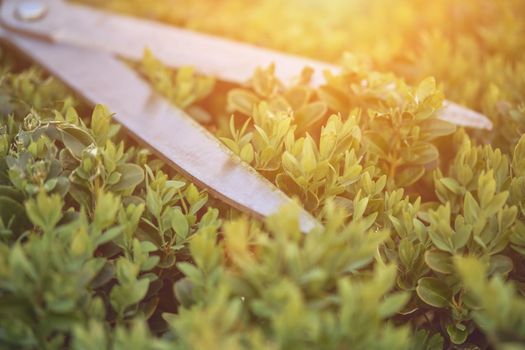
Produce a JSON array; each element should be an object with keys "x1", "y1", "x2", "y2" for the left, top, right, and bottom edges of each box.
[
  {"x1": 1, "y1": 45, "x2": 525, "y2": 349},
  {"x1": 2, "y1": 0, "x2": 525, "y2": 348}
]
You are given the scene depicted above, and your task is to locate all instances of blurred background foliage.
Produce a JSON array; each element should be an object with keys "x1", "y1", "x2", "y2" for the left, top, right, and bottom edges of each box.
[{"x1": 79, "y1": 0, "x2": 525, "y2": 149}]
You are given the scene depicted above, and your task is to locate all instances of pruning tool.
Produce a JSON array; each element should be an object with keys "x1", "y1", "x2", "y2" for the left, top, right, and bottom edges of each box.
[{"x1": 0, "y1": 0, "x2": 493, "y2": 233}]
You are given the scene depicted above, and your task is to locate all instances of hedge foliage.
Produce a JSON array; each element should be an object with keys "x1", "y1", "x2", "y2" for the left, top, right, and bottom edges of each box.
[{"x1": 1, "y1": 0, "x2": 525, "y2": 349}]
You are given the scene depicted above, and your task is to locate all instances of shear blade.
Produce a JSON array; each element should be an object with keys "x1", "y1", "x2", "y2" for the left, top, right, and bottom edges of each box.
[
  {"x1": 0, "y1": 0, "x2": 493, "y2": 130},
  {"x1": 0, "y1": 29, "x2": 319, "y2": 233}
]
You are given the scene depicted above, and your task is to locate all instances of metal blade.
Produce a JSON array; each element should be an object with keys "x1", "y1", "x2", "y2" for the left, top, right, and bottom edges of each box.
[
  {"x1": 1, "y1": 0, "x2": 493, "y2": 130},
  {"x1": 1, "y1": 0, "x2": 335, "y2": 86},
  {"x1": 0, "y1": 29, "x2": 319, "y2": 232}
]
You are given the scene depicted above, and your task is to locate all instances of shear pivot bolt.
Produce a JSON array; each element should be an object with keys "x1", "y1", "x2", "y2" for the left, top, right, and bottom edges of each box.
[{"x1": 15, "y1": 0, "x2": 48, "y2": 21}]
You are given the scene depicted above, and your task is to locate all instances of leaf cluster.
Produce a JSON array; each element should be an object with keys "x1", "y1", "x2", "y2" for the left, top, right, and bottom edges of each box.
[{"x1": 3, "y1": 0, "x2": 525, "y2": 345}]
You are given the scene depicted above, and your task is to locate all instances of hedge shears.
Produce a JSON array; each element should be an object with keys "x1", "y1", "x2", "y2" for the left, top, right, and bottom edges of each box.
[{"x1": 0, "y1": 0, "x2": 493, "y2": 233}]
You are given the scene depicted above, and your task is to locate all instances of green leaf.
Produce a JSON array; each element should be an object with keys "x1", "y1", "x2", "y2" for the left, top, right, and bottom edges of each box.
[
  {"x1": 239, "y1": 143, "x2": 254, "y2": 163},
  {"x1": 227, "y1": 89, "x2": 259, "y2": 115},
  {"x1": 146, "y1": 189, "x2": 162, "y2": 218},
  {"x1": 10, "y1": 244, "x2": 37, "y2": 281},
  {"x1": 115, "y1": 258, "x2": 139, "y2": 284},
  {"x1": 171, "y1": 209, "x2": 189, "y2": 240},
  {"x1": 513, "y1": 134, "x2": 525, "y2": 176},
  {"x1": 65, "y1": 106, "x2": 80, "y2": 123},
  {"x1": 43, "y1": 178, "x2": 58, "y2": 192},
  {"x1": 416, "y1": 77, "x2": 436, "y2": 103},
  {"x1": 452, "y1": 224, "x2": 471, "y2": 250},
  {"x1": 111, "y1": 164, "x2": 145, "y2": 192},
  {"x1": 428, "y1": 229, "x2": 454, "y2": 253},
  {"x1": 398, "y1": 238, "x2": 415, "y2": 268},
  {"x1": 284, "y1": 85, "x2": 310, "y2": 110},
  {"x1": 477, "y1": 171, "x2": 496, "y2": 209},
  {"x1": 295, "y1": 101, "x2": 327, "y2": 132},
  {"x1": 454, "y1": 256, "x2": 487, "y2": 293},
  {"x1": 488, "y1": 254, "x2": 513, "y2": 276},
  {"x1": 484, "y1": 192, "x2": 508, "y2": 217},
  {"x1": 173, "y1": 278, "x2": 194, "y2": 307},
  {"x1": 404, "y1": 143, "x2": 439, "y2": 165},
  {"x1": 446, "y1": 323, "x2": 468, "y2": 345},
  {"x1": 0, "y1": 185, "x2": 24, "y2": 202},
  {"x1": 25, "y1": 191, "x2": 63, "y2": 232},
  {"x1": 396, "y1": 165, "x2": 425, "y2": 187},
  {"x1": 93, "y1": 191, "x2": 121, "y2": 230},
  {"x1": 59, "y1": 125, "x2": 96, "y2": 158},
  {"x1": 416, "y1": 277, "x2": 451, "y2": 308},
  {"x1": 0, "y1": 195, "x2": 30, "y2": 233},
  {"x1": 166, "y1": 180, "x2": 186, "y2": 190},
  {"x1": 110, "y1": 278, "x2": 150, "y2": 315},
  {"x1": 129, "y1": 278, "x2": 150, "y2": 305},
  {"x1": 189, "y1": 197, "x2": 208, "y2": 216},
  {"x1": 141, "y1": 240, "x2": 158, "y2": 253},
  {"x1": 177, "y1": 262, "x2": 202, "y2": 283},
  {"x1": 90, "y1": 262, "x2": 115, "y2": 289},
  {"x1": 94, "y1": 226, "x2": 124, "y2": 247},
  {"x1": 420, "y1": 118, "x2": 456, "y2": 139},
  {"x1": 317, "y1": 85, "x2": 349, "y2": 112},
  {"x1": 440, "y1": 178, "x2": 462, "y2": 195},
  {"x1": 378, "y1": 291, "x2": 410, "y2": 317},
  {"x1": 300, "y1": 136, "x2": 317, "y2": 173},
  {"x1": 91, "y1": 104, "x2": 111, "y2": 146},
  {"x1": 411, "y1": 331, "x2": 444, "y2": 350},
  {"x1": 463, "y1": 192, "x2": 480, "y2": 224},
  {"x1": 424, "y1": 250, "x2": 453, "y2": 274}
]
